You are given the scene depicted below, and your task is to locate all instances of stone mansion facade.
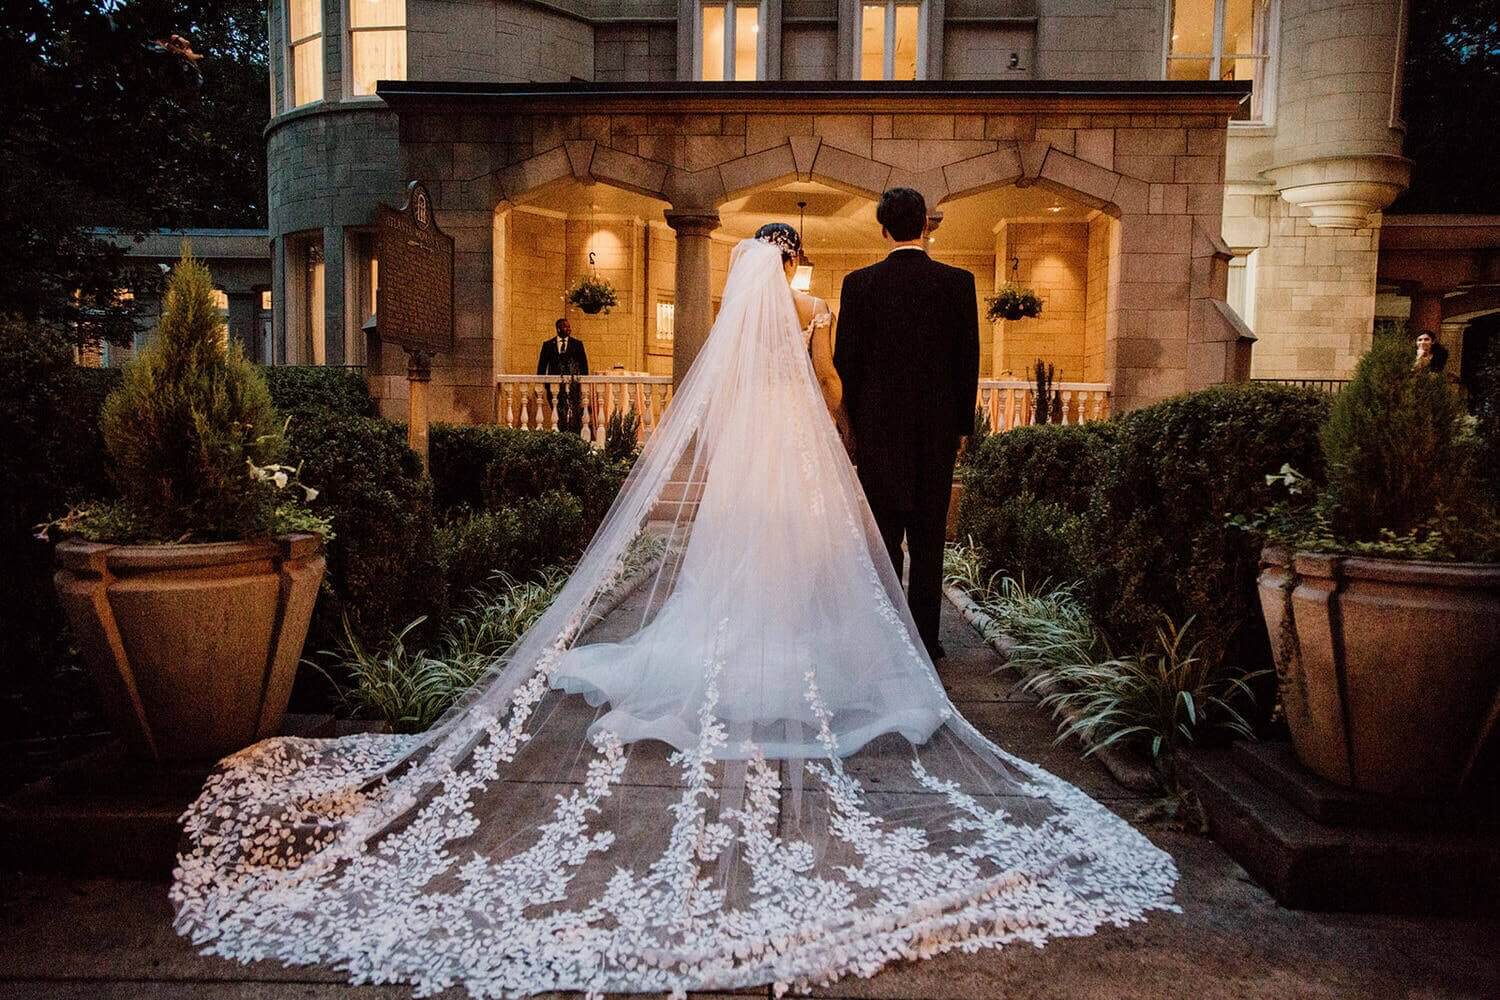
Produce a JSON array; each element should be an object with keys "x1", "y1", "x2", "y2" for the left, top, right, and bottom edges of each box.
[{"x1": 262, "y1": 0, "x2": 1413, "y2": 423}]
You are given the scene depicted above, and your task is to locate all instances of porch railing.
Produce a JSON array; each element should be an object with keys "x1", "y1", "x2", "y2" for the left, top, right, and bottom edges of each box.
[
  {"x1": 495, "y1": 375, "x2": 1109, "y2": 444},
  {"x1": 1250, "y1": 377, "x2": 1350, "y2": 394},
  {"x1": 496, "y1": 375, "x2": 675, "y2": 445},
  {"x1": 975, "y1": 380, "x2": 1112, "y2": 432}
]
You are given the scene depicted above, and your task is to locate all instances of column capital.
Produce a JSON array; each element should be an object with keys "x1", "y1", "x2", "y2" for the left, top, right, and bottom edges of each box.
[{"x1": 665, "y1": 208, "x2": 721, "y2": 238}]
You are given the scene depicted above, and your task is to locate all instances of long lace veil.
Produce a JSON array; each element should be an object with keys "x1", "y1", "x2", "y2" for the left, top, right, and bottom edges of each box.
[{"x1": 172, "y1": 239, "x2": 1177, "y2": 998}]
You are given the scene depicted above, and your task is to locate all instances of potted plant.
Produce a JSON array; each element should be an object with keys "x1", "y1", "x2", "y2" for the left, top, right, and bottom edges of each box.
[
  {"x1": 43, "y1": 250, "x2": 331, "y2": 762},
  {"x1": 985, "y1": 283, "x2": 1043, "y2": 323},
  {"x1": 1239, "y1": 333, "x2": 1500, "y2": 798},
  {"x1": 564, "y1": 274, "x2": 619, "y2": 315}
]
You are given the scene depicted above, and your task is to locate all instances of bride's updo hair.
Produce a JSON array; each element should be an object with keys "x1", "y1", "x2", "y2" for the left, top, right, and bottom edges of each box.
[{"x1": 754, "y1": 222, "x2": 801, "y2": 263}]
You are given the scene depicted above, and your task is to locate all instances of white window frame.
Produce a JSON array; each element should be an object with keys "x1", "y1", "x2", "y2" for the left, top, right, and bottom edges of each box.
[
  {"x1": 285, "y1": 0, "x2": 324, "y2": 110},
  {"x1": 1163, "y1": 0, "x2": 1278, "y2": 126},
  {"x1": 858, "y1": 0, "x2": 928, "y2": 81},
  {"x1": 695, "y1": 1, "x2": 767, "y2": 82},
  {"x1": 344, "y1": 0, "x2": 407, "y2": 100}
]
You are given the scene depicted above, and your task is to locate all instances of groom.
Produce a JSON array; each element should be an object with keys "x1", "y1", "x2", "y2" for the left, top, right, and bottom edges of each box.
[{"x1": 835, "y1": 187, "x2": 979, "y2": 661}]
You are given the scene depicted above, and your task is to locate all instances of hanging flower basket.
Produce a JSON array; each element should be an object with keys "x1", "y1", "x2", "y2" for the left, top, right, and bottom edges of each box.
[
  {"x1": 986, "y1": 284, "x2": 1044, "y2": 322},
  {"x1": 565, "y1": 274, "x2": 619, "y2": 315}
]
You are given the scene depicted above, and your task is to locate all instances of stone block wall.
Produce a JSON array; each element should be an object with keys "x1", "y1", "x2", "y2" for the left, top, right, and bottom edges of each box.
[
  {"x1": 943, "y1": 25, "x2": 1035, "y2": 81},
  {"x1": 595, "y1": 23, "x2": 676, "y2": 81},
  {"x1": 992, "y1": 222, "x2": 1089, "y2": 380},
  {"x1": 1034, "y1": 1, "x2": 1165, "y2": 80},
  {"x1": 410, "y1": 0, "x2": 593, "y2": 83}
]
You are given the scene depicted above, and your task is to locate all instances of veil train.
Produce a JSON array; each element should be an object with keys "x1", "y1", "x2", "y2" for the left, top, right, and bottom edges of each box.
[{"x1": 171, "y1": 239, "x2": 1177, "y2": 999}]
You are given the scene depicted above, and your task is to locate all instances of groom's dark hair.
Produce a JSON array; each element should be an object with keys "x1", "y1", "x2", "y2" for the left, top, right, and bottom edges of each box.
[{"x1": 876, "y1": 187, "x2": 927, "y2": 242}]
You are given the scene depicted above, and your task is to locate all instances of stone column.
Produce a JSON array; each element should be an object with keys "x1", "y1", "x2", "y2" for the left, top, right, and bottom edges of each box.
[
  {"x1": 666, "y1": 209, "x2": 720, "y2": 385},
  {"x1": 322, "y1": 224, "x2": 346, "y2": 366}
]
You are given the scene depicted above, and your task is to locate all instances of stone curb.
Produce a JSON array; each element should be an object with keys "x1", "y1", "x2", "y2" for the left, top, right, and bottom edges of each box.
[{"x1": 943, "y1": 584, "x2": 1161, "y2": 795}]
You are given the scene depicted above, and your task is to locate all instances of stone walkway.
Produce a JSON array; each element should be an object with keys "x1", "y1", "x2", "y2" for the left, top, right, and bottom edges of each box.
[{"x1": 2, "y1": 600, "x2": 1498, "y2": 1000}]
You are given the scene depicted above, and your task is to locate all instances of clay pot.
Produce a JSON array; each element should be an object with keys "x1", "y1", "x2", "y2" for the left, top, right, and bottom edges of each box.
[
  {"x1": 1258, "y1": 546, "x2": 1500, "y2": 798},
  {"x1": 53, "y1": 534, "x2": 325, "y2": 762}
]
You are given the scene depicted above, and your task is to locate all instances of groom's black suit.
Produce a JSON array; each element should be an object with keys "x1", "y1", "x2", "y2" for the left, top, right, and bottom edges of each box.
[{"x1": 834, "y1": 248, "x2": 980, "y2": 655}]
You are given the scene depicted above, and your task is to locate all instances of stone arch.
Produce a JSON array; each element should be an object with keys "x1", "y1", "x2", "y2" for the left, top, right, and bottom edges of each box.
[{"x1": 496, "y1": 141, "x2": 670, "y2": 204}]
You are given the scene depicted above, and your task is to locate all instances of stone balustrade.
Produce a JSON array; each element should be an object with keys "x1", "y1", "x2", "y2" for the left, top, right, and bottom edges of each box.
[
  {"x1": 496, "y1": 375, "x2": 675, "y2": 445},
  {"x1": 976, "y1": 380, "x2": 1112, "y2": 432}
]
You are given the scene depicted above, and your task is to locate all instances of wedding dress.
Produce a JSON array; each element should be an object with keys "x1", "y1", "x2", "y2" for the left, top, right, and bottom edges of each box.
[{"x1": 172, "y1": 239, "x2": 1177, "y2": 999}]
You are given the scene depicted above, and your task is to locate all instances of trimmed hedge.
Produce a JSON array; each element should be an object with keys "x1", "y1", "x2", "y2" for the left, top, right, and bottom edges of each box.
[
  {"x1": 287, "y1": 410, "x2": 445, "y2": 655},
  {"x1": 959, "y1": 383, "x2": 1329, "y2": 670},
  {"x1": 437, "y1": 491, "x2": 590, "y2": 601},
  {"x1": 263, "y1": 365, "x2": 377, "y2": 419},
  {"x1": 429, "y1": 424, "x2": 627, "y2": 523}
]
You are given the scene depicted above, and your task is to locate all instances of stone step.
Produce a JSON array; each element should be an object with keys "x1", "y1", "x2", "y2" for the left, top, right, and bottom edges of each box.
[
  {"x1": 0, "y1": 714, "x2": 335, "y2": 880},
  {"x1": 1183, "y1": 745, "x2": 1500, "y2": 915}
]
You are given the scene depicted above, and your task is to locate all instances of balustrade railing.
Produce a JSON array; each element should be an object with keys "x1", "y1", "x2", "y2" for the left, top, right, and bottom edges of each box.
[
  {"x1": 975, "y1": 380, "x2": 1112, "y2": 432},
  {"x1": 496, "y1": 375, "x2": 675, "y2": 446},
  {"x1": 496, "y1": 375, "x2": 1108, "y2": 445}
]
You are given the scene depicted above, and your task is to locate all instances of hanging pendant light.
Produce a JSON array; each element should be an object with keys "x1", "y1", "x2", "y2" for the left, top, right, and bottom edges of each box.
[{"x1": 791, "y1": 199, "x2": 814, "y2": 292}]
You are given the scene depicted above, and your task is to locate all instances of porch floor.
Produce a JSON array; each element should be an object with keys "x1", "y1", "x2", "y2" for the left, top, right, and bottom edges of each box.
[{"x1": 2, "y1": 600, "x2": 1497, "y2": 999}]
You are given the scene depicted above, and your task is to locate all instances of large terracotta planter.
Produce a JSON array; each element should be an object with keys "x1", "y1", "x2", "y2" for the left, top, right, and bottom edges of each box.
[
  {"x1": 53, "y1": 534, "x2": 325, "y2": 762},
  {"x1": 1258, "y1": 546, "x2": 1500, "y2": 798}
]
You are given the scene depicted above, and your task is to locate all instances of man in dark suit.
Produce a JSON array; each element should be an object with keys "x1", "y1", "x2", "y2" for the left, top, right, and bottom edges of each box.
[
  {"x1": 537, "y1": 317, "x2": 590, "y2": 433},
  {"x1": 834, "y1": 187, "x2": 980, "y2": 660}
]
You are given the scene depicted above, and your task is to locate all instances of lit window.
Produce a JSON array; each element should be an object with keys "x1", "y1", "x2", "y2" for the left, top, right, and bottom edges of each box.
[
  {"x1": 211, "y1": 289, "x2": 231, "y2": 349},
  {"x1": 287, "y1": 0, "x2": 323, "y2": 108},
  {"x1": 348, "y1": 0, "x2": 406, "y2": 97},
  {"x1": 860, "y1": 2, "x2": 923, "y2": 81},
  {"x1": 1167, "y1": 0, "x2": 1275, "y2": 122},
  {"x1": 699, "y1": 2, "x2": 762, "y2": 81},
  {"x1": 655, "y1": 299, "x2": 675, "y2": 344}
]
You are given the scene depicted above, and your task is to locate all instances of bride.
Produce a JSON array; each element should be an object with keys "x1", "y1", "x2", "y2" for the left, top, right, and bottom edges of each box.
[{"x1": 172, "y1": 230, "x2": 1177, "y2": 998}]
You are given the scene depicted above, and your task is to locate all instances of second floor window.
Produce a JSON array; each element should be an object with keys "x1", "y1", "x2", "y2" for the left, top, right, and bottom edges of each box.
[
  {"x1": 860, "y1": 1, "x2": 923, "y2": 81},
  {"x1": 349, "y1": 0, "x2": 407, "y2": 96},
  {"x1": 700, "y1": 2, "x2": 762, "y2": 81},
  {"x1": 1167, "y1": 0, "x2": 1275, "y2": 122},
  {"x1": 287, "y1": 0, "x2": 323, "y2": 107}
]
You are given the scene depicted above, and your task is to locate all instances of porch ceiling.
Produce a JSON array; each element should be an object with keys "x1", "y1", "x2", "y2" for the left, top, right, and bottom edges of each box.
[{"x1": 377, "y1": 79, "x2": 1250, "y2": 116}]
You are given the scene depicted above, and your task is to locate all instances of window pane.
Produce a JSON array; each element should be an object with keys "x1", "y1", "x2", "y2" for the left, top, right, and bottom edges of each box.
[
  {"x1": 292, "y1": 39, "x2": 323, "y2": 105},
  {"x1": 1222, "y1": 0, "x2": 1255, "y2": 56},
  {"x1": 1169, "y1": 0, "x2": 1214, "y2": 57},
  {"x1": 893, "y1": 4, "x2": 919, "y2": 81},
  {"x1": 350, "y1": 0, "x2": 404, "y2": 29},
  {"x1": 860, "y1": 4, "x2": 884, "y2": 80},
  {"x1": 734, "y1": 4, "x2": 758, "y2": 81},
  {"x1": 352, "y1": 28, "x2": 406, "y2": 94},
  {"x1": 1166, "y1": 57, "x2": 1211, "y2": 81},
  {"x1": 288, "y1": 0, "x2": 321, "y2": 41},
  {"x1": 306, "y1": 244, "x2": 326, "y2": 366},
  {"x1": 701, "y1": 5, "x2": 725, "y2": 81}
]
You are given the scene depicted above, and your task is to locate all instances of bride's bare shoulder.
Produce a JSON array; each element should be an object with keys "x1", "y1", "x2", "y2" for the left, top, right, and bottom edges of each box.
[{"x1": 793, "y1": 291, "x2": 833, "y2": 327}]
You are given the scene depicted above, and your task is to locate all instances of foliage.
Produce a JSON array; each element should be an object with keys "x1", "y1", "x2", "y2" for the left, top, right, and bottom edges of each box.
[
  {"x1": 956, "y1": 422, "x2": 1115, "y2": 585},
  {"x1": 1472, "y1": 335, "x2": 1500, "y2": 503},
  {"x1": 1087, "y1": 383, "x2": 1329, "y2": 668},
  {"x1": 1, "y1": 2, "x2": 269, "y2": 344},
  {"x1": 1022, "y1": 616, "x2": 1263, "y2": 763},
  {"x1": 0, "y1": 316, "x2": 111, "y2": 738},
  {"x1": 956, "y1": 406, "x2": 992, "y2": 466},
  {"x1": 1237, "y1": 335, "x2": 1500, "y2": 562},
  {"x1": 564, "y1": 274, "x2": 620, "y2": 315},
  {"x1": 985, "y1": 283, "x2": 1043, "y2": 322},
  {"x1": 1391, "y1": 0, "x2": 1500, "y2": 213},
  {"x1": 318, "y1": 571, "x2": 565, "y2": 733},
  {"x1": 437, "y1": 492, "x2": 589, "y2": 600},
  {"x1": 74, "y1": 251, "x2": 290, "y2": 541},
  {"x1": 429, "y1": 424, "x2": 627, "y2": 525},
  {"x1": 263, "y1": 365, "x2": 376, "y2": 419},
  {"x1": 604, "y1": 408, "x2": 642, "y2": 465},
  {"x1": 287, "y1": 410, "x2": 446, "y2": 656},
  {"x1": 1032, "y1": 359, "x2": 1063, "y2": 425}
]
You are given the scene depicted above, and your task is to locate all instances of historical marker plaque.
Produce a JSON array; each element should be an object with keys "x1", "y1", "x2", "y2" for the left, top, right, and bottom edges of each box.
[{"x1": 376, "y1": 181, "x2": 454, "y2": 355}]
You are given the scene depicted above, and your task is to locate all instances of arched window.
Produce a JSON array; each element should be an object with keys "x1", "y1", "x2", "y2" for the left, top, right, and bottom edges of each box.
[{"x1": 348, "y1": 0, "x2": 407, "y2": 97}]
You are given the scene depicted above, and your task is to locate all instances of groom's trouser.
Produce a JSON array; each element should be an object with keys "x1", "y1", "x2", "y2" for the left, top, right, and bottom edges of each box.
[{"x1": 863, "y1": 437, "x2": 959, "y2": 656}]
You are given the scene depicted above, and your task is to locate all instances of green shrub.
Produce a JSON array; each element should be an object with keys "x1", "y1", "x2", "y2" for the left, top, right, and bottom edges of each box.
[
  {"x1": 1323, "y1": 331, "x2": 1487, "y2": 544},
  {"x1": 98, "y1": 252, "x2": 285, "y2": 541},
  {"x1": 1473, "y1": 336, "x2": 1500, "y2": 504},
  {"x1": 288, "y1": 410, "x2": 445, "y2": 654},
  {"x1": 604, "y1": 408, "x2": 642, "y2": 465},
  {"x1": 437, "y1": 491, "x2": 588, "y2": 600},
  {"x1": 1087, "y1": 383, "x2": 1329, "y2": 668},
  {"x1": 429, "y1": 424, "x2": 627, "y2": 523},
  {"x1": 263, "y1": 365, "x2": 376, "y2": 419},
  {"x1": 0, "y1": 316, "x2": 110, "y2": 737}
]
